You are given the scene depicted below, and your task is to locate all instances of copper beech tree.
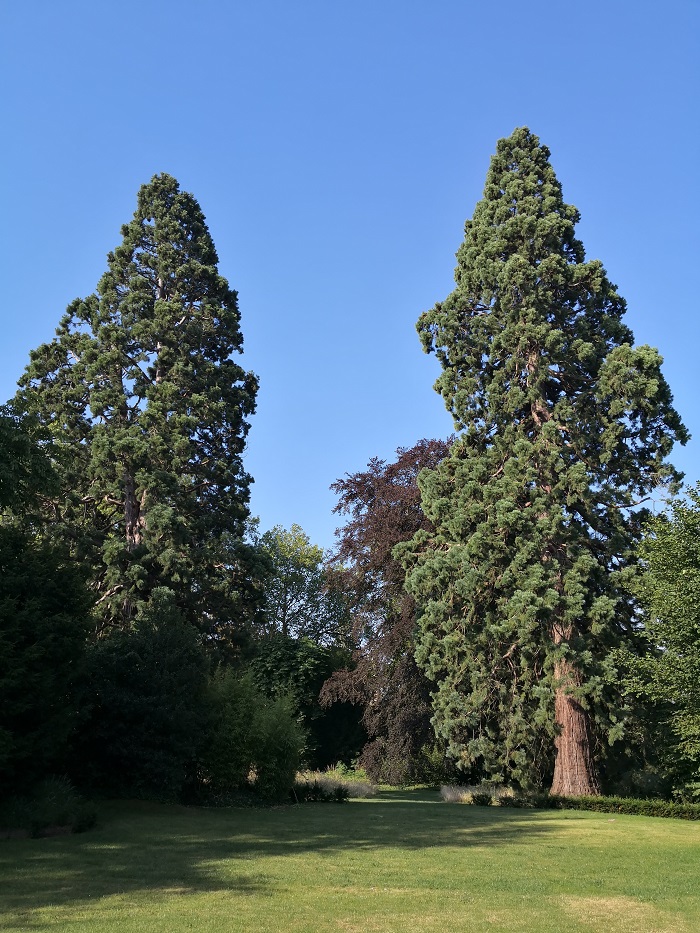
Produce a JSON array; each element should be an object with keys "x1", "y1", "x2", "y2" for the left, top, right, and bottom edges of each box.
[
  {"x1": 397, "y1": 128, "x2": 688, "y2": 795},
  {"x1": 322, "y1": 439, "x2": 451, "y2": 783}
]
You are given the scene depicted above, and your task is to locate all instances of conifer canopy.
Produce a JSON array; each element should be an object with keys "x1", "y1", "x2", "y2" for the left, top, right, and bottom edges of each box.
[
  {"x1": 18, "y1": 174, "x2": 259, "y2": 640},
  {"x1": 398, "y1": 128, "x2": 688, "y2": 794}
]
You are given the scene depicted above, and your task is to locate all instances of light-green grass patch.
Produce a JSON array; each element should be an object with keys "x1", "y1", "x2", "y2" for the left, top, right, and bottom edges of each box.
[{"x1": 1, "y1": 789, "x2": 698, "y2": 932}]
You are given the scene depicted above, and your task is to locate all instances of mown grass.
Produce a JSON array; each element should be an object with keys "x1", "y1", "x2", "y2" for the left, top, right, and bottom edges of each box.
[{"x1": 1, "y1": 788, "x2": 698, "y2": 932}]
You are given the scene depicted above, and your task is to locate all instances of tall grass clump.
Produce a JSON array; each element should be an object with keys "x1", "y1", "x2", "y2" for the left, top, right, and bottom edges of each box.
[{"x1": 296, "y1": 764, "x2": 377, "y2": 800}]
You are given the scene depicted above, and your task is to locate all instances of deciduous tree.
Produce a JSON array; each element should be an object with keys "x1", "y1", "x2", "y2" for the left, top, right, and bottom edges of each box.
[
  {"x1": 322, "y1": 439, "x2": 453, "y2": 783},
  {"x1": 622, "y1": 484, "x2": 700, "y2": 793}
]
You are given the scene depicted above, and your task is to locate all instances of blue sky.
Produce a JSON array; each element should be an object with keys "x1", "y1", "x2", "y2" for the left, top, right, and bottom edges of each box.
[{"x1": 1, "y1": 0, "x2": 698, "y2": 551}]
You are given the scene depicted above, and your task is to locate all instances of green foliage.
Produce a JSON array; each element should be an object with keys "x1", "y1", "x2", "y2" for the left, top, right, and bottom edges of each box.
[
  {"x1": 621, "y1": 483, "x2": 700, "y2": 788},
  {"x1": 256, "y1": 524, "x2": 351, "y2": 646},
  {"x1": 248, "y1": 632, "x2": 364, "y2": 769},
  {"x1": 0, "y1": 406, "x2": 57, "y2": 514},
  {"x1": 73, "y1": 589, "x2": 210, "y2": 800},
  {"x1": 0, "y1": 525, "x2": 90, "y2": 796},
  {"x1": 638, "y1": 490, "x2": 700, "y2": 749},
  {"x1": 399, "y1": 128, "x2": 687, "y2": 794},
  {"x1": 201, "y1": 667, "x2": 305, "y2": 801},
  {"x1": 0, "y1": 776, "x2": 96, "y2": 837},
  {"x1": 16, "y1": 174, "x2": 260, "y2": 640}
]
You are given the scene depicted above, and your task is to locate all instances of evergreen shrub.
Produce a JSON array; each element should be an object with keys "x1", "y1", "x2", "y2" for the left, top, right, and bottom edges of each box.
[{"x1": 0, "y1": 776, "x2": 96, "y2": 837}]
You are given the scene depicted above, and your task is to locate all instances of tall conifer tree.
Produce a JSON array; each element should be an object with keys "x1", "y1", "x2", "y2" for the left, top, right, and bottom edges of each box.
[
  {"x1": 18, "y1": 174, "x2": 259, "y2": 638},
  {"x1": 398, "y1": 128, "x2": 688, "y2": 794}
]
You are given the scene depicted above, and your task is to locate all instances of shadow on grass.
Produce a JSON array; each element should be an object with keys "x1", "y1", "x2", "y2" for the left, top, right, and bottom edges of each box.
[{"x1": 0, "y1": 789, "x2": 561, "y2": 917}]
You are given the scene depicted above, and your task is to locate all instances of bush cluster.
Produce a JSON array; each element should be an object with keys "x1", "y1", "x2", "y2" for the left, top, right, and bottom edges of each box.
[
  {"x1": 0, "y1": 776, "x2": 96, "y2": 838},
  {"x1": 292, "y1": 779, "x2": 349, "y2": 803}
]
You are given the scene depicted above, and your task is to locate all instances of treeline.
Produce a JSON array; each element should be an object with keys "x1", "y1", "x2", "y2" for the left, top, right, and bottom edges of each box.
[{"x1": 1, "y1": 130, "x2": 699, "y2": 810}]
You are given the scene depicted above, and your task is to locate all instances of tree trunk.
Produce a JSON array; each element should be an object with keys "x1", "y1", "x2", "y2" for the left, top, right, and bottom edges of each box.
[
  {"x1": 124, "y1": 472, "x2": 144, "y2": 552},
  {"x1": 550, "y1": 655, "x2": 601, "y2": 796}
]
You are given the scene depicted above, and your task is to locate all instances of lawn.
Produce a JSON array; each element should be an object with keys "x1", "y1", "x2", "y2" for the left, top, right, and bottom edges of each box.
[{"x1": 1, "y1": 788, "x2": 698, "y2": 932}]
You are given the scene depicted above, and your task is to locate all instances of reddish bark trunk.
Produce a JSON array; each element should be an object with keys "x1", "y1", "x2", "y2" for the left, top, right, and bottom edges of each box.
[{"x1": 550, "y1": 655, "x2": 601, "y2": 796}]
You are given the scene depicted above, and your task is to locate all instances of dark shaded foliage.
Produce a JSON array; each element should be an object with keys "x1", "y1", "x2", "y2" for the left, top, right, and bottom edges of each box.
[
  {"x1": 71, "y1": 589, "x2": 209, "y2": 801},
  {"x1": 0, "y1": 527, "x2": 91, "y2": 796},
  {"x1": 0, "y1": 410, "x2": 91, "y2": 797},
  {"x1": 322, "y1": 438, "x2": 452, "y2": 782},
  {"x1": 249, "y1": 632, "x2": 365, "y2": 770}
]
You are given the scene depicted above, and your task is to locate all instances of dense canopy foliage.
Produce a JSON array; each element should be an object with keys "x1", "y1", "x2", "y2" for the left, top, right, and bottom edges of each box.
[
  {"x1": 16, "y1": 174, "x2": 260, "y2": 641},
  {"x1": 398, "y1": 128, "x2": 688, "y2": 794}
]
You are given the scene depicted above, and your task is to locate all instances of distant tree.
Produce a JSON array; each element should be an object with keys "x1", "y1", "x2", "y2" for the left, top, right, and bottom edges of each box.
[
  {"x1": 322, "y1": 439, "x2": 453, "y2": 783},
  {"x1": 0, "y1": 409, "x2": 90, "y2": 795},
  {"x1": 622, "y1": 484, "x2": 700, "y2": 793},
  {"x1": 257, "y1": 524, "x2": 351, "y2": 646},
  {"x1": 397, "y1": 128, "x2": 688, "y2": 795},
  {"x1": 251, "y1": 524, "x2": 362, "y2": 768},
  {"x1": 16, "y1": 174, "x2": 260, "y2": 642}
]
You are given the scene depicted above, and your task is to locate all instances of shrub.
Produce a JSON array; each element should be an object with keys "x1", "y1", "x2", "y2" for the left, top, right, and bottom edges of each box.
[
  {"x1": 0, "y1": 776, "x2": 96, "y2": 837},
  {"x1": 200, "y1": 669, "x2": 305, "y2": 802},
  {"x1": 253, "y1": 693, "x2": 305, "y2": 800},
  {"x1": 497, "y1": 793, "x2": 700, "y2": 820},
  {"x1": 441, "y1": 784, "x2": 514, "y2": 805},
  {"x1": 297, "y1": 768, "x2": 377, "y2": 799},
  {"x1": 292, "y1": 779, "x2": 350, "y2": 803},
  {"x1": 72, "y1": 590, "x2": 209, "y2": 801}
]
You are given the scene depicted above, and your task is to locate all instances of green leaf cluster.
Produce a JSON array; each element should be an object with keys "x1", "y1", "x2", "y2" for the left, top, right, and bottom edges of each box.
[{"x1": 622, "y1": 484, "x2": 700, "y2": 781}]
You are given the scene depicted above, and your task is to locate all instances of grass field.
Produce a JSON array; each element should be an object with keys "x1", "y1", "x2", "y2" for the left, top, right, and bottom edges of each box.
[{"x1": 1, "y1": 788, "x2": 698, "y2": 932}]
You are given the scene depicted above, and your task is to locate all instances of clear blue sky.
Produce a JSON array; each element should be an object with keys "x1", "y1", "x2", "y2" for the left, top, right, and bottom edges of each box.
[{"x1": 1, "y1": 0, "x2": 698, "y2": 551}]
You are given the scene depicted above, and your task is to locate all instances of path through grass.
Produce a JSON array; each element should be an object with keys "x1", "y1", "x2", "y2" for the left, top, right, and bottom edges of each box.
[{"x1": 1, "y1": 788, "x2": 698, "y2": 932}]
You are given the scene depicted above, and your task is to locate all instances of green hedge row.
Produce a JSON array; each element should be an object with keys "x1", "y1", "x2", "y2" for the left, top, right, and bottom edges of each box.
[{"x1": 504, "y1": 794, "x2": 700, "y2": 820}]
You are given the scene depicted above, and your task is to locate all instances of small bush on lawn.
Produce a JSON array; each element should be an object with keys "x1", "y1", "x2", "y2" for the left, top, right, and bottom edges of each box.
[
  {"x1": 292, "y1": 779, "x2": 350, "y2": 803},
  {"x1": 297, "y1": 768, "x2": 377, "y2": 799},
  {"x1": 0, "y1": 776, "x2": 96, "y2": 837},
  {"x1": 441, "y1": 784, "x2": 514, "y2": 805},
  {"x1": 201, "y1": 669, "x2": 305, "y2": 802}
]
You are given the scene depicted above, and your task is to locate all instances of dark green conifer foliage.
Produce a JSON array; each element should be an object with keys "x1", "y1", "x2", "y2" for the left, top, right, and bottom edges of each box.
[
  {"x1": 399, "y1": 128, "x2": 688, "y2": 794},
  {"x1": 18, "y1": 175, "x2": 259, "y2": 637}
]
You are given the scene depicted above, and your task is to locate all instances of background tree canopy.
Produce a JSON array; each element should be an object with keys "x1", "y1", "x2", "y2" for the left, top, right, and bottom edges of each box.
[{"x1": 621, "y1": 484, "x2": 700, "y2": 795}]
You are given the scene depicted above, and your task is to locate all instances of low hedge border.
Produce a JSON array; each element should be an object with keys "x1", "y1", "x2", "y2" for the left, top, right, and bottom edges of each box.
[{"x1": 507, "y1": 794, "x2": 700, "y2": 821}]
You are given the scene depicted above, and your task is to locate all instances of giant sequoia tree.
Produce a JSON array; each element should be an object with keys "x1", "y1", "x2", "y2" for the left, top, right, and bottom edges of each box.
[
  {"x1": 398, "y1": 128, "x2": 688, "y2": 795},
  {"x1": 17, "y1": 174, "x2": 259, "y2": 638}
]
